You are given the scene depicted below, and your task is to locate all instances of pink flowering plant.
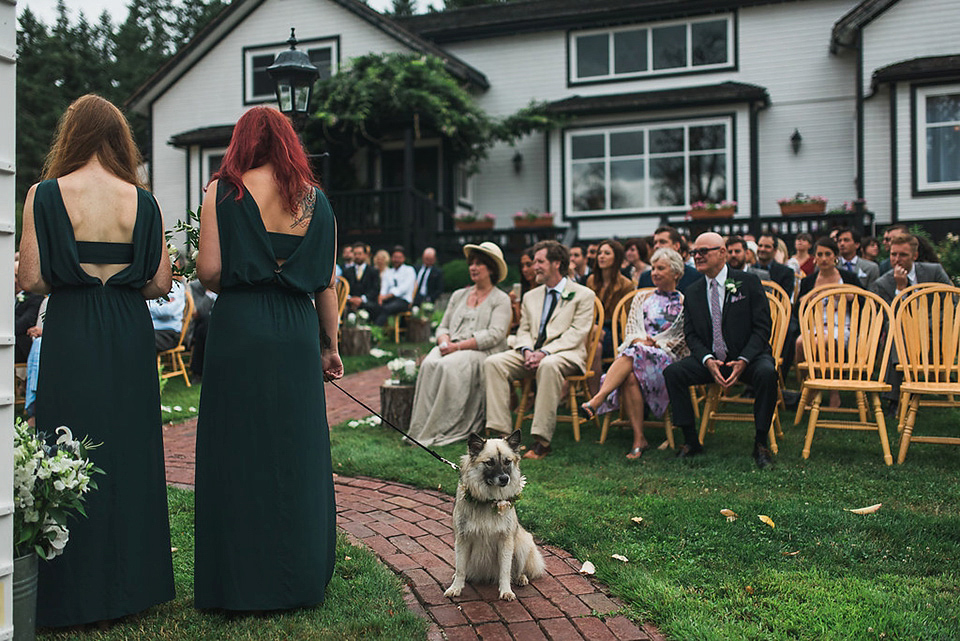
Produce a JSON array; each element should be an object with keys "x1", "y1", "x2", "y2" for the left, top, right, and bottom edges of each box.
[
  {"x1": 689, "y1": 200, "x2": 737, "y2": 211},
  {"x1": 778, "y1": 193, "x2": 828, "y2": 206},
  {"x1": 453, "y1": 211, "x2": 495, "y2": 223},
  {"x1": 513, "y1": 208, "x2": 553, "y2": 221},
  {"x1": 827, "y1": 199, "x2": 866, "y2": 215},
  {"x1": 14, "y1": 419, "x2": 103, "y2": 560}
]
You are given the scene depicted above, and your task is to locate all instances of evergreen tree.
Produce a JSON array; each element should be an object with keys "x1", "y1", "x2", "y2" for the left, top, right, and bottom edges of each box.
[{"x1": 391, "y1": 0, "x2": 417, "y2": 17}]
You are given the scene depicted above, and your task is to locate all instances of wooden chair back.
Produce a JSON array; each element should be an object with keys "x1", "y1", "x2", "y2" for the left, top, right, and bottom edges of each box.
[
  {"x1": 610, "y1": 288, "x2": 653, "y2": 356},
  {"x1": 893, "y1": 285, "x2": 960, "y2": 387},
  {"x1": 891, "y1": 281, "x2": 942, "y2": 315},
  {"x1": 335, "y1": 275, "x2": 350, "y2": 318},
  {"x1": 761, "y1": 280, "x2": 792, "y2": 319},
  {"x1": 158, "y1": 284, "x2": 195, "y2": 387},
  {"x1": 582, "y1": 297, "x2": 605, "y2": 378}
]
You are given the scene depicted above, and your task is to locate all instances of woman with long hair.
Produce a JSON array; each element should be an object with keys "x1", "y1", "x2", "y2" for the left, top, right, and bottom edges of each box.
[
  {"x1": 586, "y1": 239, "x2": 635, "y2": 361},
  {"x1": 787, "y1": 232, "x2": 815, "y2": 275},
  {"x1": 194, "y1": 106, "x2": 342, "y2": 610},
  {"x1": 19, "y1": 94, "x2": 175, "y2": 626},
  {"x1": 509, "y1": 246, "x2": 537, "y2": 328},
  {"x1": 621, "y1": 238, "x2": 649, "y2": 285}
]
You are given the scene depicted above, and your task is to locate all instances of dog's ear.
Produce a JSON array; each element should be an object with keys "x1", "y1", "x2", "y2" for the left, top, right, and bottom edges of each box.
[
  {"x1": 506, "y1": 430, "x2": 522, "y2": 452},
  {"x1": 467, "y1": 432, "x2": 486, "y2": 457}
]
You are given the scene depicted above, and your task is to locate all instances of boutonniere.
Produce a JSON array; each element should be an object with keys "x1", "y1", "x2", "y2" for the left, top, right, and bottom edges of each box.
[
  {"x1": 723, "y1": 278, "x2": 741, "y2": 295},
  {"x1": 16, "y1": 291, "x2": 26, "y2": 304},
  {"x1": 560, "y1": 290, "x2": 575, "y2": 301}
]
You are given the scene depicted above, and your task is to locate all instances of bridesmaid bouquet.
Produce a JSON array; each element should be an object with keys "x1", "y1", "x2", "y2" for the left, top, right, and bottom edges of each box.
[
  {"x1": 386, "y1": 358, "x2": 419, "y2": 385},
  {"x1": 13, "y1": 419, "x2": 103, "y2": 560}
]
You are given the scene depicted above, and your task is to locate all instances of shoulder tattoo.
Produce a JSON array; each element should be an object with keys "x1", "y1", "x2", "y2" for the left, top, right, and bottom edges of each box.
[{"x1": 290, "y1": 188, "x2": 317, "y2": 229}]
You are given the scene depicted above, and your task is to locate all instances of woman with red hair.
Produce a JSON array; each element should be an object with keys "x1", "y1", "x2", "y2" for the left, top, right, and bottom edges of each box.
[{"x1": 194, "y1": 106, "x2": 342, "y2": 611}]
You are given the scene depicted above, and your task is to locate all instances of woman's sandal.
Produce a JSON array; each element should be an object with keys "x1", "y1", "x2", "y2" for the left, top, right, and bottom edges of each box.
[
  {"x1": 626, "y1": 445, "x2": 650, "y2": 460},
  {"x1": 578, "y1": 402, "x2": 597, "y2": 421}
]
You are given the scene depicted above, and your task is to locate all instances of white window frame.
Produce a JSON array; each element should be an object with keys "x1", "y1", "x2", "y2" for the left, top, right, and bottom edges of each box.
[
  {"x1": 916, "y1": 82, "x2": 960, "y2": 192},
  {"x1": 456, "y1": 164, "x2": 474, "y2": 208},
  {"x1": 243, "y1": 38, "x2": 338, "y2": 104},
  {"x1": 201, "y1": 147, "x2": 227, "y2": 193},
  {"x1": 564, "y1": 116, "x2": 733, "y2": 217},
  {"x1": 569, "y1": 14, "x2": 734, "y2": 84}
]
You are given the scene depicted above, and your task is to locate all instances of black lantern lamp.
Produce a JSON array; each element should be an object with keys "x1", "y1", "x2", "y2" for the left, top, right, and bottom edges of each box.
[
  {"x1": 267, "y1": 28, "x2": 319, "y2": 129},
  {"x1": 790, "y1": 128, "x2": 802, "y2": 154}
]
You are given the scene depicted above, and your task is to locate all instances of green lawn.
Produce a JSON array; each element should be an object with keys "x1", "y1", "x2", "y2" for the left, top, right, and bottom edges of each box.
[
  {"x1": 39, "y1": 488, "x2": 427, "y2": 641},
  {"x1": 329, "y1": 398, "x2": 960, "y2": 640}
]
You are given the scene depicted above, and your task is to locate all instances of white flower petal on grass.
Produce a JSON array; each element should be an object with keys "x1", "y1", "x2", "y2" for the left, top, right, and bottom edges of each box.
[
  {"x1": 173, "y1": 405, "x2": 182, "y2": 412},
  {"x1": 611, "y1": 554, "x2": 629, "y2": 563},
  {"x1": 579, "y1": 561, "x2": 596, "y2": 575},
  {"x1": 348, "y1": 421, "x2": 359, "y2": 428},
  {"x1": 188, "y1": 407, "x2": 197, "y2": 412}
]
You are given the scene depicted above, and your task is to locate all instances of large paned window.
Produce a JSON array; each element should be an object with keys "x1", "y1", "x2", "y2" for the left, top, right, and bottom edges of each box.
[
  {"x1": 565, "y1": 118, "x2": 731, "y2": 216},
  {"x1": 570, "y1": 16, "x2": 733, "y2": 83},
  {"x1": 916, "y1": 83, "x2": 960, "y2": 192},
  {"x1": 243, "y1": 39, "x2": 337, "y2": 104}
]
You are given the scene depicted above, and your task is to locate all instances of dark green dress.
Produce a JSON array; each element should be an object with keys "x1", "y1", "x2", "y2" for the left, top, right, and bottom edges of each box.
[
  {"x1": 32, "y1": 179, "x2": 175, "y2": 627},
  {"x1": 194, "y1": 181, "x2": 336, "y2": 610}
]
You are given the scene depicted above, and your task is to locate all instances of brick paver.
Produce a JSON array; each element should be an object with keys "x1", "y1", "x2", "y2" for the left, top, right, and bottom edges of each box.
[{"x1": 163, "y1": 365, "x2": 661, "y2": 640}]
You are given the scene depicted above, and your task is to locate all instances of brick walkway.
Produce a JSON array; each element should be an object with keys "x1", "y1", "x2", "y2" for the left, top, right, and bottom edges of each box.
[{"x1": 163, "y1": 366, "x2": 664, "y2": 640}]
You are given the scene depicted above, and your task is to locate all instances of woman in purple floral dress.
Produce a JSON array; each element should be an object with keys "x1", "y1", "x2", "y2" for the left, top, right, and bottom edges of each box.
[{"x1": 580, "y1": 248, "x2": 689, "y2": 459}]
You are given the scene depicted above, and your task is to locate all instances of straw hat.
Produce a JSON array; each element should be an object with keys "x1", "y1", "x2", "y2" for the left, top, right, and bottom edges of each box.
[{"x1": 463, "y1": 241, "x2": 508, "y2": 284}]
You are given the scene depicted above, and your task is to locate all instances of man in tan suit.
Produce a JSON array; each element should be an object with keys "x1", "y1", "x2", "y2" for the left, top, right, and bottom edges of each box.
[{"x1": 484, "y1": 240, "x2": 596, "y2": 459}]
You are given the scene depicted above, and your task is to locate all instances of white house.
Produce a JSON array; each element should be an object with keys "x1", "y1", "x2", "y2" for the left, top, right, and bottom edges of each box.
[{"x1": 128, "y1": 0, "x2": 960, "y2": 252}]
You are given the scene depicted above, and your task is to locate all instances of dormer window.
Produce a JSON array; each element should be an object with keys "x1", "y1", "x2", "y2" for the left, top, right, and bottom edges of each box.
[
  {"x1": 570, "y1": 16, "x2": 734, "y2": 84},
  {"x1": 243, "y1": 38, "x2": 339, "y2": 104}
]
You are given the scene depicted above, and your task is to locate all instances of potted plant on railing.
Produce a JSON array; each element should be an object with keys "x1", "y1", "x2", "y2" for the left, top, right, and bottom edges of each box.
[
  {"x1": 778, "y1": 193, "x2": 828, "y2": 215},
  {"x1": 687, "y1": 200, "x2": 737, "y2": 220},
  {"x1": 406, "y1": 302, "x2": 435, "y2": 343},
  {"x1": 513, "y1": 208, "x2": 555, "y2": 229},
  {"x1": 14, "y1": 419, "x2": 102, "y2": 641},
  {"x1": 453, "y1": 211, "x2": 495, "y2": 231},
  {"x1": 380, "y1": 357, "x2": 419, "y2": 433},
  {"x1": 826, "y1": 199, "x2": 866, "y2": 216},
  {"x1": 341, "y1": 309, "x2": 373, "y2": 356}
]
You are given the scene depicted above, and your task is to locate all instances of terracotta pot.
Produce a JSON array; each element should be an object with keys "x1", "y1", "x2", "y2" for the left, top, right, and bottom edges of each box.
[
  {"x1": 454, "y1": 219, "x2": 494, "y2": 231},
  {"x1": 513, "y1": 216, "x2": 554, "y2": 229},
  {"x1": 779, "y1": 202, "x2": 826, "y2": 215},
  {"x1": 688, "y1": 207, "x2": 736, "y2": 220}
]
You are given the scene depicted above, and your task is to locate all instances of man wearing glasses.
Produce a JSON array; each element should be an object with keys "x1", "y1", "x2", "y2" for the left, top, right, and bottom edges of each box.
[{"x1": 663, "y1": 232, "x2": 778, "y2": 468}]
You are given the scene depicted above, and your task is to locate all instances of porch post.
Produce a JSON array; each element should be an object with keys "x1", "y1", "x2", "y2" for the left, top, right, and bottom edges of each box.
[{"x1": 403, "y1": 127, "x2": 415, "y2": 253}]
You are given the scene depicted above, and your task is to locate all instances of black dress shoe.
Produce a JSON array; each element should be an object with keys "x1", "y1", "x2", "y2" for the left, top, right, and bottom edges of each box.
[
  {"x1": 753, "y1": 444, "x2": 774, "y2": 469},
  {"x1": 675, "y1": 444, "x2": 704, "y2": 459},
  {"x1": 781, "y1": 390, "x2": 800, "y2": 408}
]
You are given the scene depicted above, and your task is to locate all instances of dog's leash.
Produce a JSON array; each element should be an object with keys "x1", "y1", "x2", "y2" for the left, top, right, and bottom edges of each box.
[{"x1": 329, "y1": 380, "x2": 460, "y2": 472}]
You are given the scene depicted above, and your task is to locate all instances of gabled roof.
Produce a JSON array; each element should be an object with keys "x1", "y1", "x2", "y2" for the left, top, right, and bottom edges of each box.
[
  {"x1": 872, "y1": 55, "x2": 960, "y2": 89},
  {"x1": 545, "y1": 81, "x2": 770, "y2": 116},
  {"x1": 400, "y1": 0, "x2": 813, "y2": 44},
  {"x1": 830, "y1": 0, "x2": 901, "y2": 51},
  {"x1": 127, "y1": 0, "x2": 488, "y2": 114},
  {"x1": 169, "y1": 125, "x2": 236, "y2": 148}
]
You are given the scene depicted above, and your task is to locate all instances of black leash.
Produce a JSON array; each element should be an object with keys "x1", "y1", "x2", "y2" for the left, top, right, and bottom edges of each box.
[{"x1": 329, "y1": 380, "x2": 460, "y2": 472}]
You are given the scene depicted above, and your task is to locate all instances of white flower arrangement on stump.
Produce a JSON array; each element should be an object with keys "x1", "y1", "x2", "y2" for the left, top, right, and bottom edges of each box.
[{"x1": 386, "y1": 358, "x2": 419, "y2": 386}]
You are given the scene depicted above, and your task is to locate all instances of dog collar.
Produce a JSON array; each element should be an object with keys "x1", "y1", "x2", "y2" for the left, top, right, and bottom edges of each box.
[{"x1": 460, "y1": 484, "x2": 523, "y2": 514}]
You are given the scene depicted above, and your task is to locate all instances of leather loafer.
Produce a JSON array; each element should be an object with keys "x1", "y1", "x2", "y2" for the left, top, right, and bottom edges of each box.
[
  {"x1": 753, "y1": 444, "x2": 774, "y2": 469},
  {"x1": 522, "y1": 440, "x2": 552, "y2": 460},
  {"x1": 675, "y1": 444, "x2": 704, "y2": 459}
]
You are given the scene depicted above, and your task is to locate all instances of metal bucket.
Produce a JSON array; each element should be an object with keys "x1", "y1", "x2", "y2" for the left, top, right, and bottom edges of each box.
[{"x1": 13, "y1": 553, "x2": 38, "y2": 641}]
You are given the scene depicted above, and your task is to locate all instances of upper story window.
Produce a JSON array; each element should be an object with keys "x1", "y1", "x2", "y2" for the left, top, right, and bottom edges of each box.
[
  {"x1": 570, "y1": 15, "x2": 733, "y2": 84},
  {"x1": 243, "y1": 38, "x2": 338, "y2": 104},
  {"x1": 565, "y1": 117, "x2": 732, "y2": 216},
  {"x1": 916, "y1": 83, "x2": 960, "y2": 192}
]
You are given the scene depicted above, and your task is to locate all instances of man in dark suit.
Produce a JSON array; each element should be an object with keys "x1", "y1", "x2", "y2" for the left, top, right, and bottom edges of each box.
[
  {"x1": 756, "y1": 233, "x2": 797, "y2": 296},
  {"x1": 664, "y1": 232, "x2": 778, "y2": 468},
  {"x1": 877, "y1": 224, "x2": 909, "y2": 276},
  {"x1": 638, "y1": 226, "x2": 703, "y2": 292},
  {"x1": 413, "y1": 247, "x2": 443, "y2": 305},
  {"x1": 836, "y1": 228, "x2": 879, "y2": 289},
  {"x1": 344, "y1": 242, "x2": 380, "y2": 314}
]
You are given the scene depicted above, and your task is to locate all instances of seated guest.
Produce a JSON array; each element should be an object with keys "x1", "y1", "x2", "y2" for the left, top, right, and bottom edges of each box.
[
  {"x1": 639, "y1": 226, "x2": 702, "y2": 292},
  {"x1": 586, "y1": 242, "x2": 599, "y2": 273},
  {"x1": 407, "y1": 242, "x2": 512, "y2": 447},
  {"x1": 727, "y1": 236, "x2": 770, "y2": 282},
  {"x1": 787, "y1": 232, "x2": 815, "y2": 276},
  {"x1": 878, "y1": 224, "x2": 909, "y2": 275},
  {"x1": 861, "y1": 236, "x2": 881, "y2": 262},
  {"x1": 372, "y1": 248, "x2": 390, "y2": 276},
  {"x1": 340, "y1": 244, "x2": 354, "y2": 272},
  {"x1": 755, "y1": 233, "x2": 797, "y2": 296},
  {"x1": 836, "y1": 228, "x2": 879, "y2": 289},
  {"x1": 580, "y1": 248, "x2": 688, "y2": 459},
  {"x1": 147, "y1": 279, "x2": 186, "y2": 351},
  {"x1": 663, "y1": 232, "x2": 778, "y2": 468},
  {"x1": 344, "y1": 242, "x2": 380, "y2": 314},
  {"x1": 372, "y1": 245, "x2": 417, "y2": 326},
  {"x1": 413, "y1": 247, "x2": 443, "y2": 305},
  {"x1": 484, "y1": 240, "x2": 596, "y2": 460},
  {"x1": 24, "y1": 296, "x2": 49, "y2": 425},
  {"x1": 188, "y1": 279, "x2": 217, "y2": 378},
  {"x1": 621, "y1": 238, "x2": 648, "y2": 286},
  {"x1": 585, "y1": 239, "x2": 634, "y2": 361},
  {"x1": 509, "y1": 247, "x2": 537, "y2": 328},
  {"x1": 569, "y1": 243, "x2": 590, "y2": 285},
  {"x1": 15, "y1": 256, "x2": 44, "y2": 363},
  {"x1": 794, "y1": 236, "x2": 864, "y2": 408}
]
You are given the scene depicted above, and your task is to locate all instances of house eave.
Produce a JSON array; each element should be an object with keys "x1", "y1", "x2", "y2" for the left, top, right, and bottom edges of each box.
[{"x1": 545, "y1": 81, "x2": 770, "y2": 117}]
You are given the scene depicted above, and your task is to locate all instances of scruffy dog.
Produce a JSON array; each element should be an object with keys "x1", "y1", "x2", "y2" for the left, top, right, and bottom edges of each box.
[{"x1": 444, "y1": 430, "x2": 545, "y2": 601}]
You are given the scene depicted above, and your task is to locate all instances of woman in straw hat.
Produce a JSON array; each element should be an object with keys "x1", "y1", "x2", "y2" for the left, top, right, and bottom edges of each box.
[{"x1": 407, "y1": 242, "x2": 512, "y2": 446}]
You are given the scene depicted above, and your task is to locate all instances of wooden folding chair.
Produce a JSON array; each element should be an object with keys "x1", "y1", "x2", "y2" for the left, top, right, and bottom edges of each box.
[
  {"x1": 798, "y1": 287, "x2": 894, "y2": 464},
  {"x1": 698, "y1": 292, "x2": 789, "y2": 453},
  {"x1": 598, "y1": 289, "x2": 676, "y2": 448},
  {"x1": 892, "y1": 285, "x2": 960, "y2": 463},
  {"x1": 514, "y1": 297, "x2": 604, "y2": 442},
  {"x1": 158, "y1": 285, "x2": 195, "y2": 388},
  {"x1": 335, "y1": 275, "x2": 350, "y2": 318}
]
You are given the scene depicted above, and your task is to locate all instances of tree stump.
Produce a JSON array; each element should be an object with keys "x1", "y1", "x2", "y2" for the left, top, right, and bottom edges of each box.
[
  {"x1": 380, "y1": 382, "x2": 416, "y2": 433},
  {"x1": 407, "y1": 318, "x2": 433, "y2": 343},
  {"x1": 340, "y1": 326, "x2": 372, "y2": 356}
]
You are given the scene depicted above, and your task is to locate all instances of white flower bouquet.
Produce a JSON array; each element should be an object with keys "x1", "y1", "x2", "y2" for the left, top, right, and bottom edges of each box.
[
  {"x1": 344, "y1": 308, "x2": 371, "y2": 328},
  {"x1": 386, "y1": 357, "x2": 419, "y2": 385},
  {"x1": 14, "y1": 419, "x2": 103, "y2": 560}
]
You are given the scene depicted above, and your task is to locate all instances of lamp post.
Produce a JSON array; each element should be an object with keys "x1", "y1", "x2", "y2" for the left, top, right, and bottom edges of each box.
[{"x1": 267, "y1": 28, "x2": 319, "y2": 131}]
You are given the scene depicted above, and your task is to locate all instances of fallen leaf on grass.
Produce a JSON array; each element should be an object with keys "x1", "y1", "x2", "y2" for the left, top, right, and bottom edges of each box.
[
  {"x1": 720, "y1": 509, "x2": 738, "y2": 522},
  {"x1": 845, "y1": 503, "x2": 882, "y2": 515},
  {"x1": 658, "y1": 440, "x2": 670, "y2": 451},
  {"x1": 579, "y1": 561, "x2": 596, "y2": 575},
  {"x1": 745, "y1": 585, "x2": 754, "y2": 594},
  {"x1": 782, "y1": 551, "x2": 799, "y2": 556},
  {"x1": 758, "y1": 515, "x2": 775, "y2": 528},
  {"x1": 611, "y1": 554, "x2": 629, "y2": 563},
  {"x1": 170, "y1": 547, "x2": 178, "y2": 553},
  {"x1": 630, "y1": 516, "x2": 644, "y2": 525}
]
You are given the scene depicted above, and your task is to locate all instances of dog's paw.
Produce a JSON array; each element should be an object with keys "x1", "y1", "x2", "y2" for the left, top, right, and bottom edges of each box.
[
  {"x1": 443, "y1": 585, "x2": 462, "y2": 598},
  {"x1": 499, "y1": 589, "x2": 516, "y2": 601},
  {"x1": 517, "y1": 574, "x2": 529, "y2": 586}
]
